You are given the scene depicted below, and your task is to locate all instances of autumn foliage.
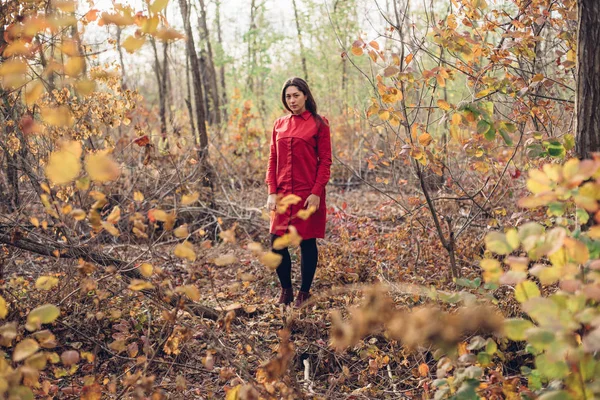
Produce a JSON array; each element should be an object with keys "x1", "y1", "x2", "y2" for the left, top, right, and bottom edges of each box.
[{"x1": 0, "y1": 0, "x2": 598, "y2": 398}]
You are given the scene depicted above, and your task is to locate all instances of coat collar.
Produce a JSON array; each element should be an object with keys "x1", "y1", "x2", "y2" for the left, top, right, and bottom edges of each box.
[{"x1": 288, "y1": 110, "x2": 312, "y2": 121}]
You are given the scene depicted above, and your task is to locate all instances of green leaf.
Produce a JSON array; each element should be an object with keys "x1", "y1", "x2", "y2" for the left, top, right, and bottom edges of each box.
[
  {"x1": 485, "y1": 126, "x2": 496, "y2": 141},
  {"x1": 563, "y1": 134, "x2": 575, "y2": 151},
  {"x1": 536, "y1": 354, "x2": 569, "y2": 380},
  {"x1": 499, "y1": 127, "x2": 513, "y2": 145},
  {"x1": 480, "y1": 101, "x2": 494, "y2": 119},
  {"x1": 548, "y1": 202, "x2": 565, "y2": 217},
  {"x1": 546, "y1": 140, "x2": 566, "y2": 158},
  {"x1": 26, "y1": 304, "x2": 60, "y2": 332},
  {"x1": 477, "y1": 352, "x2": 492, "y2": 366},
  {"x1": 525, "y1": 328, "x2": 555, "y2": 350},
  {"x1": 515, "y1": 281, "x2": 541, "y2": 303},
  {"x1": 485, "y1": 338, "x2": 497, "y2": 354},
  {"x1": 504, "y1": 318, "x2": 534, "y2": 341},
  {"x1": 477, "y1": 120, "x2": 491, "y2": 135},
  {"x1": 577, "y1": 208, "x2": 590, "y2": 224}
]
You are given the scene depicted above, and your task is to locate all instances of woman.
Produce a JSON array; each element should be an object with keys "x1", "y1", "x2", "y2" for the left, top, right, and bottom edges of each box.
[{"x1": 265, "y1": 77, "x2": 332, "y2": 307}]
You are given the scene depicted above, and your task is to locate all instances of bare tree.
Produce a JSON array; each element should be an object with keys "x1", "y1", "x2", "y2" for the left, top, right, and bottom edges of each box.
[
  {"x1": 292, "y1": 0, "x2": 309, "y2": 81},
  {"x1": 197, "y1": 0, "x2": 221, "y2": 126},
  {"x1": 179, "y1": 0, "x2": 213, "y2": 188}
]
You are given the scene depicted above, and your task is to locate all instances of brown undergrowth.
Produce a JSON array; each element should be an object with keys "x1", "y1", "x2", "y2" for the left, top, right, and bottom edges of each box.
[{"x1": 0, "y1": 182, "x2": 529, "y2": 399}]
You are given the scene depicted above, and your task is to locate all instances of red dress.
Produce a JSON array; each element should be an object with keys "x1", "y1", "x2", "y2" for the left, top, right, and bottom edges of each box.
[{"x1": 266, "y1": 110, "x2": 332, "y2": 239}]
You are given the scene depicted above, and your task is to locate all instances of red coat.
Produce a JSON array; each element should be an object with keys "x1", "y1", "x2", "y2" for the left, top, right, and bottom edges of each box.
[{"x1": 266, "y1": 110, "x2": 332, "y2": 239}]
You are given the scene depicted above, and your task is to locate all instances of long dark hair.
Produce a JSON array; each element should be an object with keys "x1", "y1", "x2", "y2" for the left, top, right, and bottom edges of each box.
[{"x1": 281, "y1": 77, "x2": 326, "y2": 127}]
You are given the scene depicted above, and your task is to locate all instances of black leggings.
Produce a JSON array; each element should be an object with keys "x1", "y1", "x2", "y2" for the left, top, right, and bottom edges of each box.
[{"x1": 271, "y1": 234, "x2": 318, "y2": 293}]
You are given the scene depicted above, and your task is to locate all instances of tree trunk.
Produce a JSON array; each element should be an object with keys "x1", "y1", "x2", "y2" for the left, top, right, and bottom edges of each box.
[
  {"x1": 151, "y1": 38, "x2": 169, "y2": 137},
  {"x1": 292, "y1": 0, "x2": 309, "y2": 82},
  {"x1": 179, "y1": 0, "x2": 213, "y2": 188},
  {"x1": 575, "y1": 0, "x2": 600, "y2": 159},
  {"x1": 215, "y1": 0, "x2": 228, "y2": 122},
  {"x1": 197, "y1": 0, "x2": 221, "y2": 126}
]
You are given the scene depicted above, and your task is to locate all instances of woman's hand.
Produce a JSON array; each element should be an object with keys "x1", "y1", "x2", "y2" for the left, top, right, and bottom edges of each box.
[
  {"x1": 304, "y1": 194, "x2": 320, "y2": 211},
  {"x1": 266, "y1": 194, "x2": 277, "y2": 211}
]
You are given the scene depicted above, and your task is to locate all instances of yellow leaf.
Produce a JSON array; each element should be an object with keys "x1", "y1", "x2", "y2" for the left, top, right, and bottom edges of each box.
[
  {"x1": 149, "y1": 0, "x2": 169, "y2": 13},
  {"x1": 128, "y1": 279, "x2": 154, "y2": 291},
  {"x1": 35, "y1": 276, "x2": 59, "y2": 290},
  {"x1": 418, "y1": 133, "x2": 433, "y2": 146},
  {"x1": 70, "y1": 209, "x2": 86, "y2": 221},
  {"x1": 175, "y1": 285, "x2": 200, "y2": 301},
  {"x1": 121, "y1": 35, "x2": 146, "y2": 53},
  {"x1": 64, "y1": 56, "x2": 85, "y2": 77},
  {"x1": 154, "y1": 28, "x2": 185, "y2": 42},
  {"x1": 174, "y1": 241, "x2": 196, "y2": 261},
  {"x1": 106, "y1": 206, "x2": 120, "y2": 224},
  {"x1": 74, "y1": 79, "x2": 96, "y2": 96},
  {"x1": 45, "y1": 140, "x2": 81, "y2": 185},
  {"x1": 149, "y1": 209, "x2": 168, "y2": 222},
  {"x1": 101, "y1": 221, "x2": 120, "y2": 237},
  {"x1": 41, "y1": 105, "x2": 74, "y2": 127},
  {"x1": 447, "y1": 14, "x2": 457, "y2": 29},
  {"x1": 141, "y1": 15, "x2": 160, "y2": 34},
  {"x1": 133, "y1": 191, "x2": 144, "y2": 202},
  {"x1": 139, "y1": 263, "x2": 153, "y2": 277},
  {"x1": 297, "y1": 206, "x2": 316, "y2": 220},
  {"x1": 260, "y1": 252, "x2": 283, "y2": 270},
  {"x1": 247, "y1": 242, "x2": 263, "y2": 255},
  {"x1": 30, "y1": 217, "x2": 40, "y2": 227},
  {"x1": 26, "y1": 304, "x2": 60, "y2": 331},
  {"x1": 226, "y1": 385, "x2": 241, "y2": 400},
  {"x1": 214, "y1": 253, "x2": 237, "y2": 266},
  {"x1": 0, "y1": 295, "x2": 8, "y2": 319},
  {"x1": 174, "y1": 224, "x2": 189, "y2": 238},
  {"x1": 0, "y1": 58, "x2": 27, "y2": 76},
  {"x1": 181, "y1": 192, "x2": 199, "y2": 205},
  {"x1": 85, "y1": 150, "x2": 120, "y2": 182},
  {"x1": 13, "y1": 339, "x2": 40, "y2": 362},
  {"x1": 480, "y1": 258, "x2": 502, "y2": 283},
  {"x1": 25, "y1": 81, "x2": 45, "y2": 106},
  {"x1": 378, "y1": 110, "x2": 390, "y2": 121},
  {"x1": 437, "y1": 99, "x2": 451, "y2": 111}
]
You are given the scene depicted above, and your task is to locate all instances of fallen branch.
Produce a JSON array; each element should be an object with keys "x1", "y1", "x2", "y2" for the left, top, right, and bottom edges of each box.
[{"x1": 0, "y1": 227, "x2": 219, "y2": 320}]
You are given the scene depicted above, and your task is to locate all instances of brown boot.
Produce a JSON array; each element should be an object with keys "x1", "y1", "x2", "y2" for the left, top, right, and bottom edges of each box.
[
  {"x1": 295, "y1": 291, "x2": 311, "y2": 308},
  {"x1": 278, "y1": 288, "x2": 294, "y2": 305}
]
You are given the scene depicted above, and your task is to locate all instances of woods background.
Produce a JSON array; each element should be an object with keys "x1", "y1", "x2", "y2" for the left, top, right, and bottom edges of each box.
[{"x1": 0, "y1": 0, "x2": 599, "y2": 399}]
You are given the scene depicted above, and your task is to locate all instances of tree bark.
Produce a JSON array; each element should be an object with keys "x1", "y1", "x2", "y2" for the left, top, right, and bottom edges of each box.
[
  {"x1": 575, "y1": 0, "x2": 600, "y2": 159},
  {"x1": 292, "y1": 0, "x2": 309, "y2": 82},
  {"x1": 179, "y1": 0, "x2": 213, "y2": 188},
  {"x1": 197, "y1": 0, "x2": 221, "y2": 126}
]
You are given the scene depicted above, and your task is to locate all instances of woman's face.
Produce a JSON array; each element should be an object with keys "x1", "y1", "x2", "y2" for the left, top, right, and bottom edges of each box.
[{"x1": 285, "y1": 86, "x2": 307, "y2": 114}]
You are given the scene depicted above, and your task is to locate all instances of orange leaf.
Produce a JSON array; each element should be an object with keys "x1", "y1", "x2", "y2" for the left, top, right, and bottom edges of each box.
[{"x1": 418, "y1": 363, "x2": 429, "y2": 377}]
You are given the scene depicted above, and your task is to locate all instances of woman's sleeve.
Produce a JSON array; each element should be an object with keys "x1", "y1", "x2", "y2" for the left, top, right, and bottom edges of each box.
[
  {"x1": 311, "y1": 118, "x2": 332, "y2": 197},
  {"x1": 265, "y1": 121, "x2": 278, "y2": 194}
]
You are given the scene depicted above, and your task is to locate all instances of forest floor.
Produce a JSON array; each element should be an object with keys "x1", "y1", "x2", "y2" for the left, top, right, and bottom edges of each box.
[{"x1": 4, "y1": 185, "x2": 524, "y2": 399}]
